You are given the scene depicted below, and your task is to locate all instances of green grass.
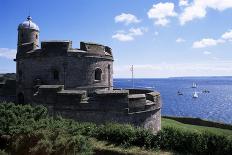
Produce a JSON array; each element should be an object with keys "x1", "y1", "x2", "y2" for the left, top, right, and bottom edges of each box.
[
  {"x1": 162, "y1": 118, "x2": 232, "y2": 137},
  {"x1": 91, "y1": 138, "x2": 185, "y2": 155}
]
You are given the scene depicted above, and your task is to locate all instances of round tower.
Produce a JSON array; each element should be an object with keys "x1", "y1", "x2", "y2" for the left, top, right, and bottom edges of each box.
[{"x1": 17, "y1": 16, "x2": 39, "y2": 52}]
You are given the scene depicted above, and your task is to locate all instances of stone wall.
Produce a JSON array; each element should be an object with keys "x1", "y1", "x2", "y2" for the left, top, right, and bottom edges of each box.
[
  {"x1": 34, "y1": 86, "x2": 162, "y2": 133},
  {"x1": 16, "y1": 41, "x2": 113, "y2": 104},
  {"x1": 0, "y1": 74, "x2": 16, "y2": 103}
]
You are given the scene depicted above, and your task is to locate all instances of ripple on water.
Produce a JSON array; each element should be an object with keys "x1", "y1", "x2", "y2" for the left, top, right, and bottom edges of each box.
[{"x1": 114, "y1": 78, "x2": 232, "y2": 124}]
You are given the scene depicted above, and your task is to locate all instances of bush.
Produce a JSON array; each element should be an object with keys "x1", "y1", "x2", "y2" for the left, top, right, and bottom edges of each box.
[
  {"x1": 0, "y1": 150, "x2": 7, "y2": 155},
  {"x1": 159, "y1": 126, "x2": 232, "y2": 155},
  {"x1": 95, "y1": 123, "x2": 137, "y2": 147},
  {"x1": 0, "y1": 103, "x2": 93, "y2": 155},
  {"x1": 92, "y1": 122, "x2": 232, "y2": 154}
]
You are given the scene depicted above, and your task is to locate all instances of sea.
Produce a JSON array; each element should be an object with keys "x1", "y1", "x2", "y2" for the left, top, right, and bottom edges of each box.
[{"x1": 114, "y1": 77, "x2": 232, "y2": 124}]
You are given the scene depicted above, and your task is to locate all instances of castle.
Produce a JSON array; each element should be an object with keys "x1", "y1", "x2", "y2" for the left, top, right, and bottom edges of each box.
[{"x1": 4, "y1": 16, "x2": 162, "y2": 132}]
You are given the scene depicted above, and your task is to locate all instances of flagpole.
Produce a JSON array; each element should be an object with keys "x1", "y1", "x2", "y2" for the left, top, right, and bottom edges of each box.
[{"x1": 131, "y1": 65, "x2": 134, "y2": 88}]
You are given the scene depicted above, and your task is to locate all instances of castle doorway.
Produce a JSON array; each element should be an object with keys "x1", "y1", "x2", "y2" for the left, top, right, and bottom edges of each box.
[{"x1": 17, "y1": 93, "x2": 24, "y2": 104}]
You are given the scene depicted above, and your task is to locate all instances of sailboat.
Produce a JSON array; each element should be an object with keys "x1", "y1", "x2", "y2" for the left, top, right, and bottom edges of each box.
[
  {"x1": 193, "y1": 91, "x2": 198, "y2": 98},
  {"x1": 192, "y1": 82, "x2": 197, "y2": 88}
]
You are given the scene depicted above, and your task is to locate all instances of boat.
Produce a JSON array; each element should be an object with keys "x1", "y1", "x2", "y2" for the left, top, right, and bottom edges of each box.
[
  {"x1": 193, "y1": 91, "x2": 198, "y2": 98},
  {"x1": 202, "y1": 89, "x2": 210, "y2": 93},
  {"x1": 177, "y1": 91, "x2": 183, "y2": 95},
  {"x1": 192, "y1": 82, "x2": 197, "y2": 88}
]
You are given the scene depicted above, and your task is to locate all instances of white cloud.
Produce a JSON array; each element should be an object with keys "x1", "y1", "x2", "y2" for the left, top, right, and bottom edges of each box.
[
  {"x1": 154, "y1": 31, "x2": 159, "y2": 36},
  {"x1": 179, "y1": 0, "x2": 189, "y2": 7},
  {"x1": 222, "y1": 29, "x2": 232, "y2": 41},
  {"x1": 114, "y1": 61, "x2": 232, "y2": 78},
  {"x1": 147, "y1": 2, "x2": 177, "y2": 26},
  {"x1": 0, "y1": 48, "x2": 16, "y2": 59},
  {"x1": 192, "y1": 38, "x2": 225, "y2": 48},
  {"x1": 129, "y1": 28, "x2": 143, "y2": 36},
  {"x1": 112, "y1": 27, "x2": 147, "y2": 42},
  {"x1": 180, "y1": 0, "x2": 232, "y2": 25},
  {"x1": 112, "y1": 33, "x2": 134, "y2": 42},
  {"x1": 115, "y1": 13, "x2": 140, "y2": 25},
  {"x1": 176, "y1": 37, "x2": 186, "y2": 43},
  {"x1": 203, "y1": 51, "x2": 211, "y2": 55}
]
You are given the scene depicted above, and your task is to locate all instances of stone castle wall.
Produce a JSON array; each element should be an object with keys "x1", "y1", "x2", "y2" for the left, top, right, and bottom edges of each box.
[
  {"x1": 33, "y1": 85, "x2": 162, "y2": 132},
  {"x1": 16, "y1": 41, "x2": 113, "y2": 103}
]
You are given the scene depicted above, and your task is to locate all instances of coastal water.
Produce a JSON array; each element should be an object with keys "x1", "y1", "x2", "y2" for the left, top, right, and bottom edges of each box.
[{"x1": 114, "y1": 77, "x2": 232, "y2": 124}]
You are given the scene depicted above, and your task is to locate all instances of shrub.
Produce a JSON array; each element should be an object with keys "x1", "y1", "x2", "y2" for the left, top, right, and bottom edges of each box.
[
  {"x1": 0, "y1": 150, "x2": 7, "y2": 155},
  {"x1": 0, "y1": 103, "x2": 93, "y2": 155},
  {"x1": 95, "y1": 123, "x2": 137, "y2": 147},
  {"x1": 159, "y1": 126, "x2": 232, "y2": 155}
]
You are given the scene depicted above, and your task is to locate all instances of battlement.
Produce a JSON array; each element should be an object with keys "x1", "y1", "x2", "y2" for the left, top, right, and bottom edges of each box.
[
  {"x1": 41, "y1": 40, "x2": 72, "y2": 51},
  {"x1": 34, "y1": 86, "x2": 160, "y2": 111},
  {"x1": 80, "y1": 42, "x2": 112, "y2": 56},
  {"x1": 32, "y1": 85, "x2": 161, "y2": 132}
]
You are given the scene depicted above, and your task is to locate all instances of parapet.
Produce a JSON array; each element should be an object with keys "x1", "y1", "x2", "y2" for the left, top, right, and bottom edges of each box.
[
  {"x1": 33, "y1": 86, "x2": 161, "y2": 132},
  {"x1": 17, "y1": 42, "x2": 35, "y2": 54},
  {"x1": 80, "y1": 42, "x2": 112, "y2": 56},
  {"x1": 41, "y1": 40, "x2": 72, "y2": 51},
  {"x1": 127, "y1": 89, "x2": 161, "y2": 112}
]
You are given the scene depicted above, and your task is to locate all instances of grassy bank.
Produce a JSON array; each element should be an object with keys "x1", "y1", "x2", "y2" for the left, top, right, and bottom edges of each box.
[
  {"x1": 0, "y1": 103, "x2": 231, "y2": 155},
  {"x1": 163, "y1": 116, "x2": 232, "y2": 130},
  {"x1": 162, "y1": 118, "x2": 232, "y2": 137}
]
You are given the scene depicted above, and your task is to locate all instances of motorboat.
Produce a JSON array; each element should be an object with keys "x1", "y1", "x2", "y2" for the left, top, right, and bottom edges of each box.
[
  {"x1": 177, "y1": 91, "x2": 183, "y2": 95},
  {"x1": 202, "y1": 89, "x2": 210, "y2": 93}
]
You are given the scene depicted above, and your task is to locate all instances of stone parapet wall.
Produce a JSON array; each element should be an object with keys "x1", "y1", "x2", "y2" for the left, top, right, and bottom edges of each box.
[{"x1": 33, "y1": 86, "x2": 161, "y2": 132}]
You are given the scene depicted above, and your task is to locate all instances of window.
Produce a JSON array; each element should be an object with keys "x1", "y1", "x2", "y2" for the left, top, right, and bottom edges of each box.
[
  {"x1": 95, "y1": 68, "x2": 102, "y2": 81},
  {"x1": 53, "y1": 70, "x2": 59, "y2": 80},
  {"x1": 36, "y1": 34, "x2": 38, "y2": 39}
]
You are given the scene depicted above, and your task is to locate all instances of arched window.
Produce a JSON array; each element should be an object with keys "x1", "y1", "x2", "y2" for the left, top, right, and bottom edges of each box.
[
  {"x1": 95, "y1": 68, "x2": 102, "y2": 81},
  {"x1": 36, "y1": 34, "x2": 38, "y2": 39},
  {"x1": 53, "y1": 70, "x2": 59, "y2": 80}
]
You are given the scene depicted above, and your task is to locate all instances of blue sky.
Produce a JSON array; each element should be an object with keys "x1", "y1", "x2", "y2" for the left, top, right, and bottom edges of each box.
[{"x1": 1, "y1": 0, "x2": 232, "y2": 78}]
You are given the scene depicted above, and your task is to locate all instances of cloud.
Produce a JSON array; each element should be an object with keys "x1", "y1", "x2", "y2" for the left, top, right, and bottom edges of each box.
[
  {"x1": 114, "y1": 61, "x2": 232, "y2": 78},
  {"x1": 112, "y1": 33, "x2": 134, "y2": 41},
  {"x1": 154, "y1": 31, "x2": 159, "y2": 36},
  {"x1": 129, "y1": 28, "x2": 143, "y2": 36},
  {"x1": 192, "y1": 38, "x2": 225, "y2": 48},
  {"x1": 147, "y1": 2, "x2": 177, "y2": 26},
  {"x1": 112, "y1": 27, "x2": 147, "y2": 42},
  {"x1": 203, "y1": 51, "x2": 211, "y2": 55},
  {"x1": 221, "y1": 29, "x2": 232, "y2": 41},
  {"x1": 115, "y1": 13, "x2": 140, "y2": 25},
  {"x1": 179, "y1": 0, "x2": 232, "y2": 25},
  {"x1": 176, "y1": 37, "x2": 186, "y2": 43},
  {"x1": 0, "y1": 48, "x2": 16, "y2": 59},
  {"x1": 179, "y1": 0, "x2": 189, "y2": 7}
]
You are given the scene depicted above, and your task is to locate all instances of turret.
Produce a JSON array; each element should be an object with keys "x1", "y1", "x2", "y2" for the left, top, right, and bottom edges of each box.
[{"x1": 17, "y1": 16, "x2": 39, "y2": 54}]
